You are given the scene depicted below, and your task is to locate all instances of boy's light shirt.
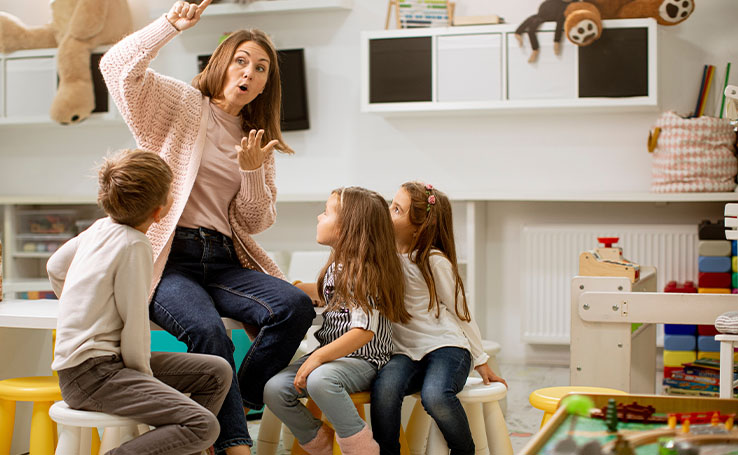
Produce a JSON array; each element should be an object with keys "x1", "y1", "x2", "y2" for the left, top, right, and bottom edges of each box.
[{"x1": 48, "y1": 217, "x2": 154, "y2": 376}]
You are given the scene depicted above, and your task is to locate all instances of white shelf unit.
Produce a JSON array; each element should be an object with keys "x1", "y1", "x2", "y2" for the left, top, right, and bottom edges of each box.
[
  {"x1": 1, "y1": 202, "x2": 102, "y2": 300},
  {"x1": 0, "y1": 46, "x2": 119, "y2": 126},
  {"x1": 151, "y1": 0, "x2": 353, "y2": 18},
  {"x1": 361, "y1": 18, "x2": 658, "y2": 115}
]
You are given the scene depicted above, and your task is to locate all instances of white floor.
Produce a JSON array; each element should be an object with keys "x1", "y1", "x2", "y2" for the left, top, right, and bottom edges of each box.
[{"x1": 248, "y1": 362, "x2": 571, "y2": 455}]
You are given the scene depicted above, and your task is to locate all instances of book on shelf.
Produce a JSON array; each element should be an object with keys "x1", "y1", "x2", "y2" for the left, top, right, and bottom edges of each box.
[
  {"x1": 663, "y1": 385, "x2": 721, "y2": 398},
  {"x1": 452, "y1": 14, "x2": 503, "y2": 26},
  {"x1": 662, "y1": 377, "x2": 720, "y2": 393},
  {"x1": 670, "y1": 370, "x2": 720, "y2": 385}
]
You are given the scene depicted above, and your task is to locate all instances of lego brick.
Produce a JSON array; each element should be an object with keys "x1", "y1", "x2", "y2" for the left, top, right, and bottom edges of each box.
[
  {"x1": 698, "y1": 272, "x2": 731, "y2": 289},
  {"x1": 664, "y1": 334, "x2": 697, "y2": 351},
  {"x1": 698, "y1": 240, "x2": 731, "y2": 257},
  {"x1": 698, "y1": 256, "x2": 731, "y2": 273}
]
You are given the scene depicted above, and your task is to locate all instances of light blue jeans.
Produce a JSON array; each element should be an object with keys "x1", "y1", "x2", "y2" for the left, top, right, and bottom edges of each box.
[{"x1": 263, "y1": 355, "x2": 377, "y2": 444}]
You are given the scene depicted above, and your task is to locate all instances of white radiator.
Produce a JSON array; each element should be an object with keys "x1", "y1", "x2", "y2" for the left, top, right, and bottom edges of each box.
[{"x1": 521, "y1": 225, "x2": 698, "y2": 344}]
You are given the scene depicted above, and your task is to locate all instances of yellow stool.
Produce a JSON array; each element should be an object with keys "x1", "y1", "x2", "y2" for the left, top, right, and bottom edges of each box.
[
  {"x1": 528, "y1": 386, "x2": 627, "y2": 428},
  {"x1": 292, "y1": 392, "x2": 409, "y2": 455},
  {"x1": 0, "y1": 376, "x2": 61, "y2": 455},
  {"x1": 0, "y1": 376, "x2": 100, "y2": 455}
]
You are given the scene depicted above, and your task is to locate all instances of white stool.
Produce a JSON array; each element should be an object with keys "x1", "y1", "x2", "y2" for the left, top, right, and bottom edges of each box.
[
  {"x1": 405, "y1": 377, "x2": 512, "y2": 455},
  {"x1": 49, "y1": 401, "x2": 147, "y2": 454},
  {"x1": 715, "y1": 334, "x2": 738, "y2": 398}
]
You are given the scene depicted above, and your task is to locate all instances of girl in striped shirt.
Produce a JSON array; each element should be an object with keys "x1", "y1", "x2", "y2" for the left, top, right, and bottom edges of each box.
[{"x1": 264, "y1": 187, "x2": 410, "y2": 455}]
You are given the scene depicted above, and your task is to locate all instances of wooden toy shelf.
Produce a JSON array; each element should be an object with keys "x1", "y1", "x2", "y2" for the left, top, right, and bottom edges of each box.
[{"x1": 571, "y1": 270, "x2": 737, "y2": 394}]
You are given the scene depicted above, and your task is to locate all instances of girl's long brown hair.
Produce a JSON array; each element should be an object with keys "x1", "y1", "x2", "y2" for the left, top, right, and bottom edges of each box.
[
  {"x1": 317, "y1": 187, "x2": 410, "y2": 324},
  {"x1": 192, "y1": 29, "x2": 294, "y2": 154},
  {"x1": 402, "y1": 182, "x2": 470, "y2": 322}
]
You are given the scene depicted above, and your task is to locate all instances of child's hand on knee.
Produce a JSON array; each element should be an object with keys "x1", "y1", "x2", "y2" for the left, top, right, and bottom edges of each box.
[{"x1": 294, "y1": 353, "x2": 323, "y2": 393}]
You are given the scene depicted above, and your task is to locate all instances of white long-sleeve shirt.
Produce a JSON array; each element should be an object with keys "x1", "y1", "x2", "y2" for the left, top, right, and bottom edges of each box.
[
  {"x1": 47, "y1": 217, "x2": 153, "y2": 375},
  {"x1": 392, "y1": 251, "x2": 489, "y2": 369}
]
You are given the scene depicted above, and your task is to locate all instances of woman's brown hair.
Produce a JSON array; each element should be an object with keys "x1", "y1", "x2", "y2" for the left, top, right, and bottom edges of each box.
[
  {"x1": 192, "y1": 29, "x2": 293, "y2": 154},
  {"x1": 317, "y1": 187, "x2": 410, "y2": 324},
  {"x1": 401, "y1": 182, "x2": 470, "y2": 322}
]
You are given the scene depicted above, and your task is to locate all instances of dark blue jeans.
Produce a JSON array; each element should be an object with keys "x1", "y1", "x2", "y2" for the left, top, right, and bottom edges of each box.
[
  {"x1": 370, "y1": 347, "x2": 473, "y2": 455},
  {"x1": 150, "y1": 227, "x2": 314, "y2": 453}
]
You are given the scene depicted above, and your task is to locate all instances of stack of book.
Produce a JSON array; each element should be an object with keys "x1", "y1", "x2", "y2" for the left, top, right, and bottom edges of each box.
[
  {"x1": 399, "y1": 0, "x2": 450, "y2": 28},
  {"x1": 662, "y1": 358, "x2": 737, "y2": 398}
]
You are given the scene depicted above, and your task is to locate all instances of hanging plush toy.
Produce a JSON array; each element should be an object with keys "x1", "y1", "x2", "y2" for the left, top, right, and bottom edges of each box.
[
  {"x1": 0, "y1": 0, "x2": 132, "y2": 124},
  {"x1": 514, "y1": 0, "x2": 577, "y2": 63},
  {"x1": 564, "y1": 0, "x2": 694, "y2": 47}
]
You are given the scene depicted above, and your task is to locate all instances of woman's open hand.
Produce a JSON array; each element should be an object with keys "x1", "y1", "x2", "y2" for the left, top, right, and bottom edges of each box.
[
  {"x1": 166, "y1": 0, "x2": 212, "y2": 32},
  {"x1": 236, "y1": 129, "x2": 279, "y2": 171}
]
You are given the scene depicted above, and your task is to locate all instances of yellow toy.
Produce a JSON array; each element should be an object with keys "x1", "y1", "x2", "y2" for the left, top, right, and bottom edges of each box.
[
  {"x1": 0, "y1": 0, "x2": 132, "y2": 124},
  {"x1": 579, "y1": 237, "x2": 640, "y2": 283}
]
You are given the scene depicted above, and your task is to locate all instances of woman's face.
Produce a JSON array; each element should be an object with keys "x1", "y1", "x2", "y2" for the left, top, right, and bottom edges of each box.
[{"x1": 215, "y1": 40, "x2": 271, "y2": 115}]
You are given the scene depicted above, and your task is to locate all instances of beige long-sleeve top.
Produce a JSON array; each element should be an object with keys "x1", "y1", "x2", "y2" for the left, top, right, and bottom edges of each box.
[
  {"x1": 47, "y1": 217, "x2": 153, "y2": 375},
  {"x1": 99, "y1": 16, "x2": 284, "y2": 297}
]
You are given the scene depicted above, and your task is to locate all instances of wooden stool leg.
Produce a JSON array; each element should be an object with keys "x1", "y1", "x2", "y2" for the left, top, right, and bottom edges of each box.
[
  {"x1": 405, "y1": 400, "x2": 432, "y2": 455},
  {"x1": 0, "y1": 399, "x2": 16, "y2": 455},
  {"x1": 78, "y1": 427, "x2": 92, "y2": 455},
  {"x1": 425, "y1": 421, "x2": 447, "y2": 455},
  {"x1": 399, "y1": 426, "x2": 410, "y2": 455},
  {"x1": 463, "y1": 402, "x2": 488, "y2": 454},
  {"x1": 100, "y1": 427, "x2": 121, "y2": 453},
  {"x1": 540, "y1": 412, "x2": 552, "y2": 428},
  {"x1": 56, "y1": 424, "x2": 82, "y2": 455},
  {"x1": 29, "y1": 401, "x2": 55, "y2": 455},
  {"x1": 90, "y1": 429, "x2": 101, "y2": 455},
  {"x1": 257, "y1": 407, "x2": 283, "y2": 455},
  {"x1": 482, "y1": 401, "x2": 512, "y2": 455},
  {"x1": 120, "y1": 425, "x2": 140, "y2": 443}
]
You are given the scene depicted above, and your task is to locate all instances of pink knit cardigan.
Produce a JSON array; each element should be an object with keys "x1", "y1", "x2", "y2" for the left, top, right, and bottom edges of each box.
[{"x1": 100, "y1": 16, "x2": 285, "y2": 298}]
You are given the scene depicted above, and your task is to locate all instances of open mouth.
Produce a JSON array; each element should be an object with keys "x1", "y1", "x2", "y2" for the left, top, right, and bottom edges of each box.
[{"x1": 239, "y1": 85, "x2": 248, "y2": 92}]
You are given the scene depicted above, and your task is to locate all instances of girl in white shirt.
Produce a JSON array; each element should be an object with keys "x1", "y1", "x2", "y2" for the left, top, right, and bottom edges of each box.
[
  {"x1": 264, "y1": 187, "x2": 410, "y2": 455},
  {"x1": 370, "y1": 182, "x2": 508, "y2": 455}
]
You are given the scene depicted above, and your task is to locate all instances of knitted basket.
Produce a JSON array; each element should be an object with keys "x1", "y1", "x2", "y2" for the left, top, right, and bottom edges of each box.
[{"x1": 650, "y1": 111, "x2": 737, "y2": 192}]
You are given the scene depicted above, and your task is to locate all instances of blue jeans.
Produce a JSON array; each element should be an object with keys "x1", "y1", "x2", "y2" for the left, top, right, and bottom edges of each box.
[
  {"x1": 370, "y1": 347, "x2": 473, "y2": 455},
  {"x1": 150, "y1": 227, "x2": 315, "y2": 453},
  {"x1": 263, "y1": 355, "x2": 377, "y2": 444}
]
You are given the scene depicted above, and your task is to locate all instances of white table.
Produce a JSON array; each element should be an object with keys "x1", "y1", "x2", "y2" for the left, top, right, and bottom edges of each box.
[
  {"x1": 0, "y1": 299, "x2": 59, "y2": 329},
  {"x1": 0, "y1": 298, "x2": 244, "y2": 331}
]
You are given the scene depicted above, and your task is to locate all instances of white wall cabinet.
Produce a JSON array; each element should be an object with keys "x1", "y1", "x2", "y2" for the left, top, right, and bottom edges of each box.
[
  {"x1": 437, "y1": 33, "x2": 502, "y2": 102},
  {"x1": 361, "y1": 18, "x2": 658, "y2": 114},
  {"x1": 0, "y1": 47, "x2": 117, "y2": 125}
]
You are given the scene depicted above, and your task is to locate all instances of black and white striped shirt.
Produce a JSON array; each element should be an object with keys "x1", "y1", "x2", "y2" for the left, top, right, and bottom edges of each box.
[{"x1": 313, "y1": 263, "x2": 394, "y2": 368}]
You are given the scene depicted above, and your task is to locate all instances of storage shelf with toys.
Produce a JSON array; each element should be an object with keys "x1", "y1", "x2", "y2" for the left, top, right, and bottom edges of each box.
[
  {"x1": 1, "y1": 203, "x2": 103, "y2": 300},
  {"x1": 361, "y1": 18, "x2": 658, "y2": 115}
]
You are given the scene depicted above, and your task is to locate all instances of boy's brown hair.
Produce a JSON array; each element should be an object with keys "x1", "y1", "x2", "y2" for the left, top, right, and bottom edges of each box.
[
  {"x1": 97, "y1": 149, "x2": 173, "y2": 227},
  {"x1": 401, "y1": 182, "x2": 470, "y2": 322},
  {"x1": 317, "y1": 187, "x2": 411, "y2": 324}
]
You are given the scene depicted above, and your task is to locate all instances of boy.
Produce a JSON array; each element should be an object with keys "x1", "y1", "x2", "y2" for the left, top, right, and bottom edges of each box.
[{"x1": 47, "y1": 149, "x2": 231, "y2": 455}]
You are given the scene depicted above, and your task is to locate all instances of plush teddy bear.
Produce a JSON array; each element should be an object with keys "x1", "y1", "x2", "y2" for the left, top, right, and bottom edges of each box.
[
  {"x1": 0, "y1": 0, "x2": 132, "y2": 124},
  {"x1": 564, "y1": 0, "x2": 694, "y2": 47}
]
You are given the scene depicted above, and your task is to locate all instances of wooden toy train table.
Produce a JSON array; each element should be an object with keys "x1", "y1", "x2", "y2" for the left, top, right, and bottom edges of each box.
[{"x1": 520, "y1": 393, "x2": 738, "y2": 455}]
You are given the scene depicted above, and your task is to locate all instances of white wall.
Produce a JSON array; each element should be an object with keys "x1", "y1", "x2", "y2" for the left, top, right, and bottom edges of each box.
[{"x1": 0, "y1": 0, "x2": 737, "y2": 368}]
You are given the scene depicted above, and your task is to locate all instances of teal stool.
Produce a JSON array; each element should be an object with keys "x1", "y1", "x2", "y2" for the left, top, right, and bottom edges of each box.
[{"x1": 151, "y1": 329, "x2": 263, "y2": 417}]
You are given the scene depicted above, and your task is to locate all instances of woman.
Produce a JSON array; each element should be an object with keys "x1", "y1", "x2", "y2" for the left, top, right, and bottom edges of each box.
[{"x1": 100, "y1": 1, "x2": 315, "y2": 454}]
